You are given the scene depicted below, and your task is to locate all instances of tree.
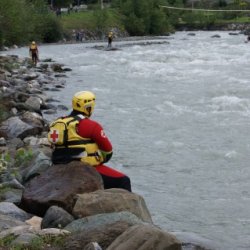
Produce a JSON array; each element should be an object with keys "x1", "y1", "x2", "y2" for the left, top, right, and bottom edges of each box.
[
  {"x1": 0, "y1": 0, "x2": 63, "y2": 46},
  {"x1": 119, "y1": 0, "x2": 169, "y2": 35},
  {"x1": 93, "y1": 9, "x2": 109, "y2": 38}
]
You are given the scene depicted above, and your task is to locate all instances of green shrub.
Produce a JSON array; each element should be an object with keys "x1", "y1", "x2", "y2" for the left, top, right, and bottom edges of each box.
[
  {"x1": 41, "y1": 15, "x2": 63, "y2": 43},
  {"x1": 125, "y1": 13, "x2": 146, "y2": 35},
  {"x1": 15, "y1": 148, "x2": 34, "y2": 167},
  {"x1": 0, "y1": 0, "x2": 63, "y2": 46}
]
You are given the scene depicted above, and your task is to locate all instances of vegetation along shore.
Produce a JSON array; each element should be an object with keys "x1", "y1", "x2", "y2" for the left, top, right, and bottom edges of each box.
[{"x1": 2, "y1": 0, "x2": 250, "y2": 49}]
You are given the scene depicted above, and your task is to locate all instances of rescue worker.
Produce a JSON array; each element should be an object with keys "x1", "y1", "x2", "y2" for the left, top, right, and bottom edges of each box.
[
  {"x1": 48, "y1": 91, "x2": 132, "y2": 192},
  {"x1": 29, "y1": 41, "x2": 39, "y2": 66},
  {"x1": 108, "y1": 31, "x2": 113, "y2": 48}
]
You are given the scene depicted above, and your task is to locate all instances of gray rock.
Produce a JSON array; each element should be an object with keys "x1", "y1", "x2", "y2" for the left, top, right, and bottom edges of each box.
[
  {"x1": 0, "y1": 80, "x2": 10, "y2": 87},
  {"x1": 0, "y1": 189, "x2": 23, "y2": 204},
  {"x1": 65, "y1": 211, "x2": 144, "y2": 233},
  {"x1": 25, "y1": 96, "x2": 42, "y2": 111},
  {"x1": 0, "y1": 116, "x2": 43, "y2": 139},
  {"x1": 64, "y1": 220, "x2": 137, "y2": 250},
  {"x1": 41, "y1": 205, "x2": 74, "y2": 229},
  {"x1": 20, "y1": 111, "x2": 44, "y2": 128},
  {"x1": 0, "y1": 137, "x2": 6, "y2": 146},
  {"x1": 0, "y1": 202, "x2": 31, "y2": 221},
  {"x1": 11, "y1": 232, "x2": 41, "y2": 247},
  {"x1": 1, "y1": 178, "x2": 24, "y2": 190},
  {"x1": 73, "y1": 188, "x2": 153, "y2": 223},
  {"x1": 0, "y1": 214, "x2": 26, "y2": 231},
  {"x1": 211, "y1": 34, "x2": 221, "y2": 38},
  {"x1": 23, "y1": 73, "x2": 38, "y2": 81},
  {"x1": 19, "y1": 151, "x2": 52, "y2": 183},
  {"x1": 106, "y1": 224, "x2": 182, "y2": 250},
  {"x1": 84, "y1": 242, "x2": 103, "y2": 250}
]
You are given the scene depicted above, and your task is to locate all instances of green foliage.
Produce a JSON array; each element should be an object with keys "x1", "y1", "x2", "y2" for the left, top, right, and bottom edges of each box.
[
  {"x1": 218, "y1": 0, "x2": 228, "y2": 7},
  {"x1": 0, "y1": 233, "x2": 66, "y2": 249},
  {"x1": 180, "y1": 11, "x2": 217, "y2": 29},
  {"x1": 0, "y1": 234, "x2": 16, "y2": 247},
  {"x1": 53, "y1": 0, "x2": 72, "y2": 8},
  {"x1": 125, "y1": 13, "x2": 146, "y2": 35},
  {"x1": 0, "y1": 0, "x2": 63, "y2": 46},
  {"x1": 150, "y1": 8, "x2": 169, "y2": 34},
  {"x1": 93, "y1": 9, "x2": 109, "y2": 37},
  {"x1": 0, "y1": 28, "x2": 3, "y2": 49},
  {"x1": 15, "y1": 148, "x2": 34, "y2": 167},
  {"x1": 119, "y1": 0, "x2": 170, "y2": 35},
  {"x1": 61, "y1": 8, "x2": 124, "y2": 32},
  {"x1": 0, "y1": 187, "x2": 12, "y2": 202},
  {"x1": 38, "y1": 13, "x2": 63, "y2": 43},
  {"x1": 0, "y1": 152, "x2": 10, "y2": 173}
]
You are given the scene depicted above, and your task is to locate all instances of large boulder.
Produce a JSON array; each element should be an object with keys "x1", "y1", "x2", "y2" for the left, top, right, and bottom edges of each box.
[
  {"x1": 20, "y1": 162, "x2": 103, "y2": 216},
  {"x1": 107, "y1": 224, "x2": 182, "y2": 250},
  {"x1": 73, "y1": 188, "x2": 152, "y2": 223}
]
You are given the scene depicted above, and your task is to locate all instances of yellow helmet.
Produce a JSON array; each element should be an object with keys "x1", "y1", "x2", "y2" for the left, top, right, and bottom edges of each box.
[
  {"x1": 32, "y1": 41, "x2": 36, "y2": 45},
  {"x1": 72, "y1": 91, "x2": 96, "y2": 117}
]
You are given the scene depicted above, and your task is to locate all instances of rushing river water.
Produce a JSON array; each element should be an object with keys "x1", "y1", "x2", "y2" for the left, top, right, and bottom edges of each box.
[{"x1": 4, "y1": 31, "x2": 250, "y2": 249}]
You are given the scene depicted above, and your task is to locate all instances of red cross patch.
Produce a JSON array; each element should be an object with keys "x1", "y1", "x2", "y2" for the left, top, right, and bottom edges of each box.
[{"x1": 49, "y1": 129, "x2": 59, "y2": 143}]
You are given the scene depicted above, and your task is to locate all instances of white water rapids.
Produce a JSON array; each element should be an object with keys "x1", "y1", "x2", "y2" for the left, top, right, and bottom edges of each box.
[{"x1": 4, "y1": 31, "x2": 250, "y2": 250}]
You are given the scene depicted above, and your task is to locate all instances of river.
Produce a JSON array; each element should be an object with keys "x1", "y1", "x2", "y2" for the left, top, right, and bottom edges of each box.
[{"x1": 3, "y1": 31, "x2": 250, "y2": 250}]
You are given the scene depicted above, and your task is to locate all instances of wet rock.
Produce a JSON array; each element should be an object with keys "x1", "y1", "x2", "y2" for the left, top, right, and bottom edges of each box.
[
  {"x1": 211, "y1": 34, "x2": 221, "y2": 38},
  {"x1": 51, "y1": 63, "x2": 64, "y2": 72}
]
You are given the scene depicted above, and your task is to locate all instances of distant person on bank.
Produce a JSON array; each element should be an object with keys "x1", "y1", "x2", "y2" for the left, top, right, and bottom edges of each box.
[
  {"x1": 29, "y1": 41, "x2": 39, "y2": 66},
  {"x1": 48, "y1": 91, "x2": 132, "y2": 192},
  {"x1": 108, "y1": 31, "x2": 113, "y2": 48}
]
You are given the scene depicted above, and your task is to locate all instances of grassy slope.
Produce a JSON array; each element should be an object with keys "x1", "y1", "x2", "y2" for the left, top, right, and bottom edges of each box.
[{"x1": 60, "y1": 9, "x2": 125, "y2": 31}]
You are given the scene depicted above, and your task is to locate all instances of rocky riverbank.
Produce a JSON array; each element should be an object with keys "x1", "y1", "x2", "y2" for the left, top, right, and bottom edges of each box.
[{"x1": 0, "y1": 55, "x2": 215, "y2": 250}]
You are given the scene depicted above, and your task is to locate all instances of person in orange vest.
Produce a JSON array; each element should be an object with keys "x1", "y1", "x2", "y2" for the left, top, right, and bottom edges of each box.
[{"x1": 29, "y1": 41, "x2": 39, "y2": 66}]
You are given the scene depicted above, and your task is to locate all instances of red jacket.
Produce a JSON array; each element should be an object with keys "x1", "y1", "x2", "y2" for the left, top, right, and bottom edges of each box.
[{"x1": 77, "y1": 118, "x2": 113, "y2": 161}]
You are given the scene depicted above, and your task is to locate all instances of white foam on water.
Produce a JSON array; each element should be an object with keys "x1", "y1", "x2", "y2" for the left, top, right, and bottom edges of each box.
[{"x1": 210, "y1": 95, "x2": 250, "y2": 112}]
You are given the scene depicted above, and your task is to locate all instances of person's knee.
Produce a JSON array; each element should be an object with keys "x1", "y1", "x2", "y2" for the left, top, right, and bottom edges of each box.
[{"x1": 121, "y1": 176, "x2": 132, "y2": 192}]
